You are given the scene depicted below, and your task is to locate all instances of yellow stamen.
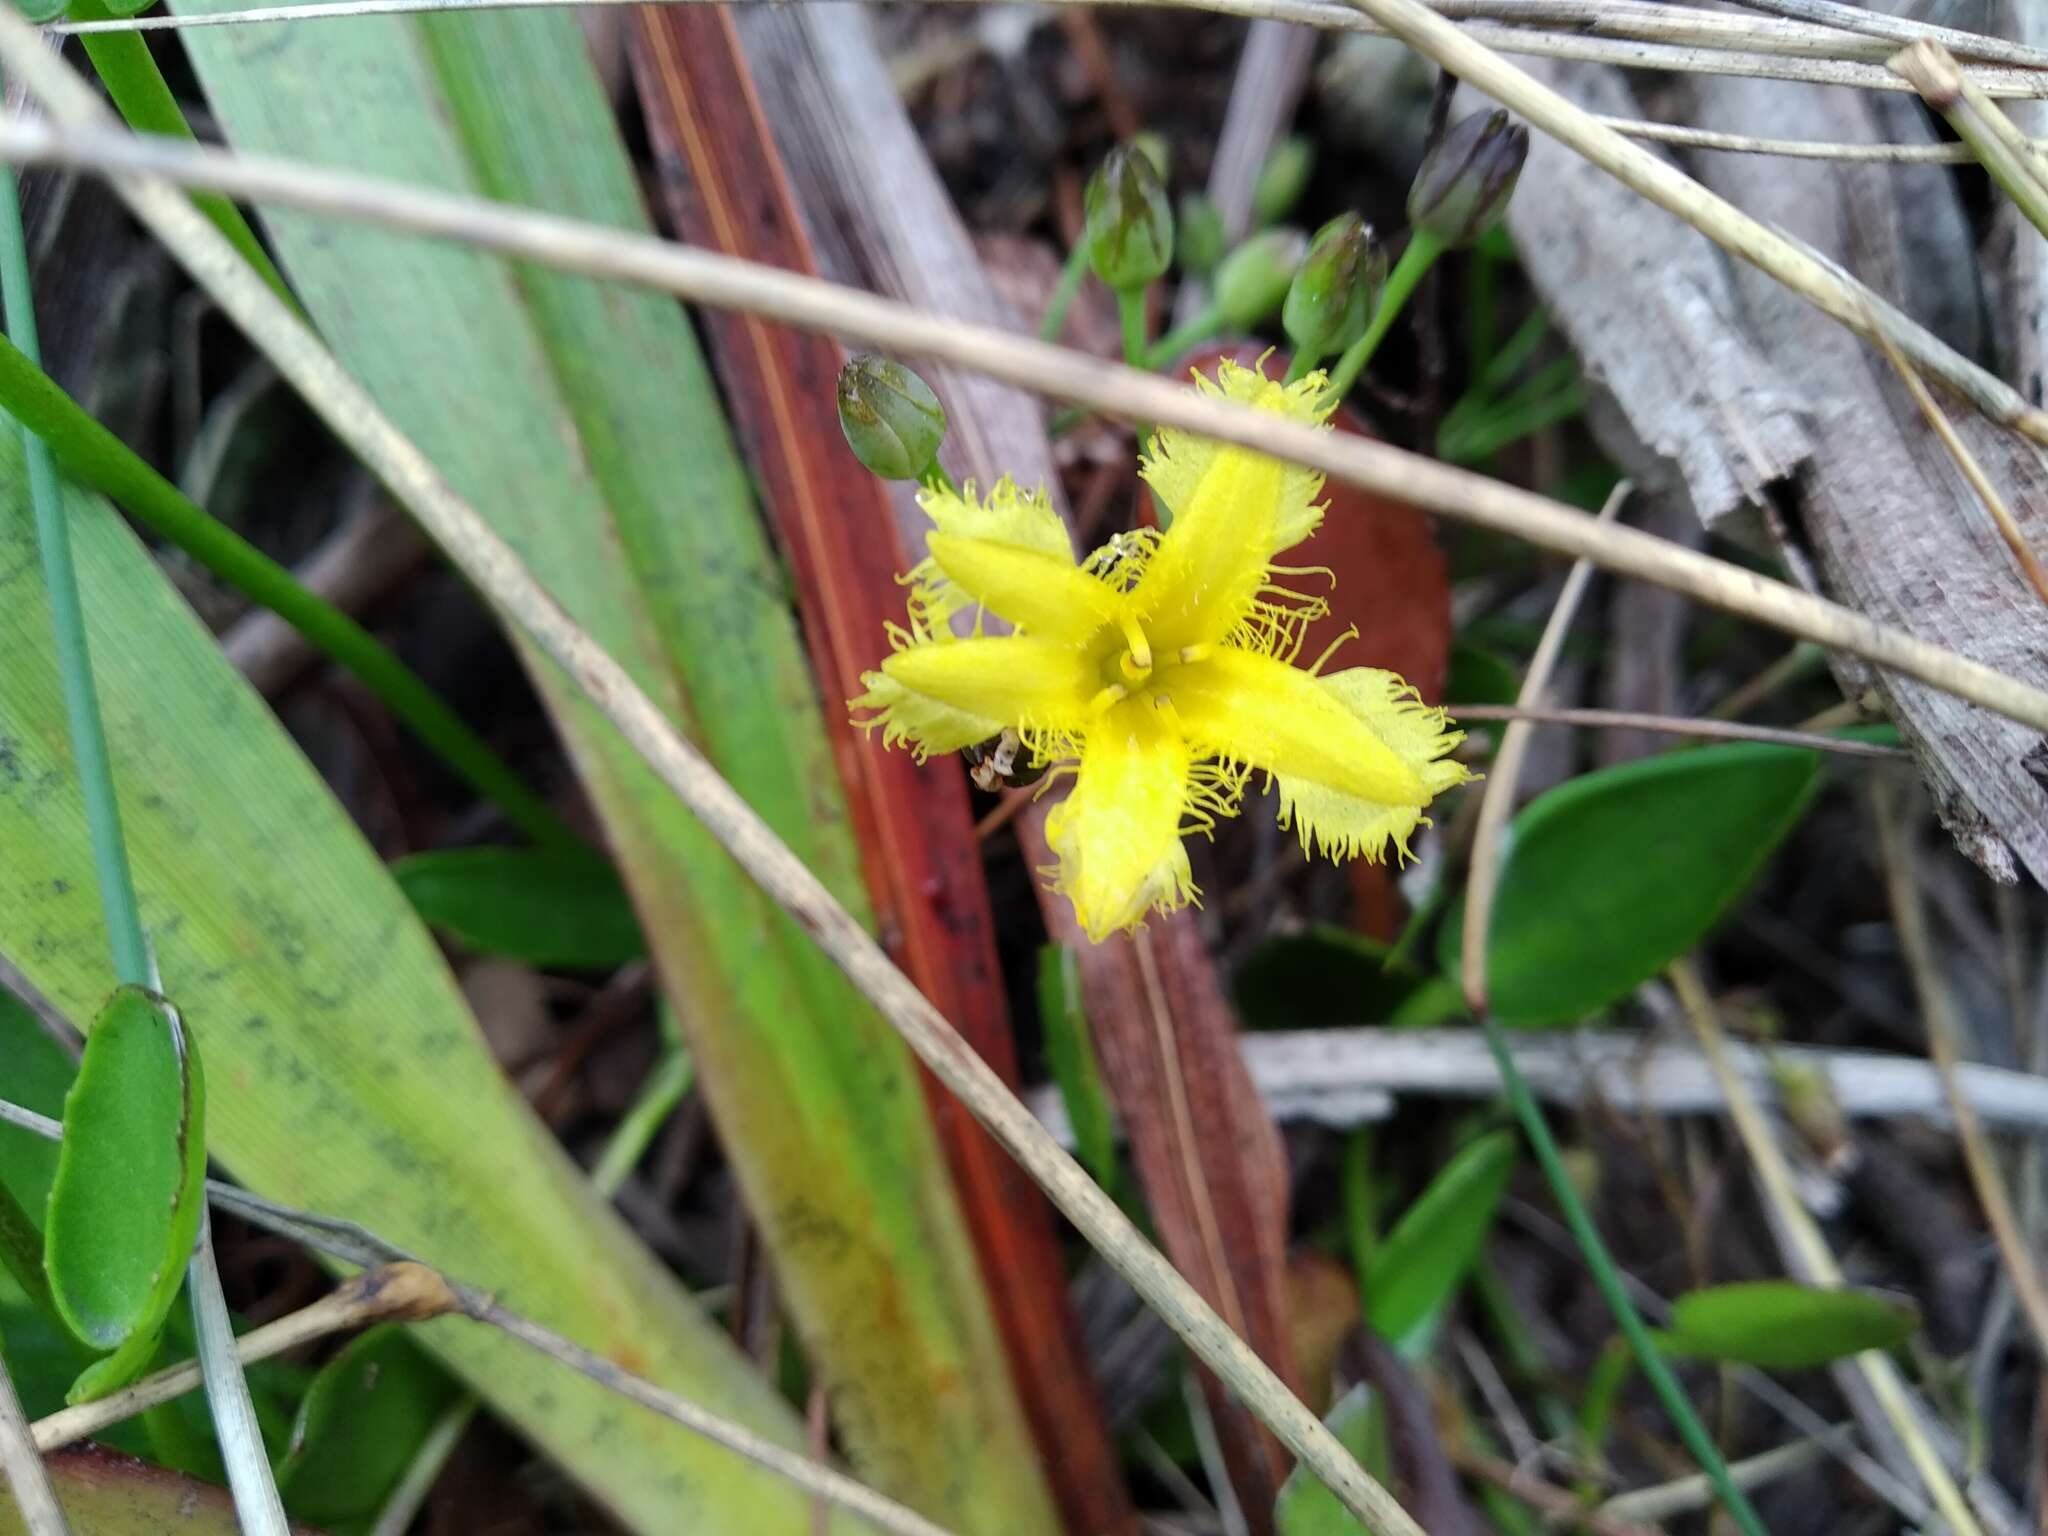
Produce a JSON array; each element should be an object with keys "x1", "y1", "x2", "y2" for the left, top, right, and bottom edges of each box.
[
  {"x1": 1116, "y1": 611, "x2": 1154, "y2": 673},
  {"x1": 1087, "y1": 683, "x2": 1130, "y2": 715},
  {"x1": 1176, "y1": 643, "x2": 1212, "y2": 665}
]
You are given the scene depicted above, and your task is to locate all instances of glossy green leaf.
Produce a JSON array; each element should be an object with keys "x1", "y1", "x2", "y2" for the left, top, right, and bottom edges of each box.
[
  {"x1": 1232, "y1": 927, "x2": 1432, "y2": 1030},
  {"x1": 0, "y1": 408, "x2": 814, "y2": 1526},
  {"x1": 1440, "y1": 745, "x2": 1823, "y2": 1026},
  {"x1": 44, "y1": 988, "x2": 205, "y2": 1397},
  {"x1": 392, "y1": 847, "x2": 643, "y2": 968},
  {"x1": 1274, "y1": 1383, "x2": 1387, "y2": 1536},
  {"x1": 279, "y1": 1323, "x2": 461, "y2": 1526},
  {"x1": 1363, "y1": 1130, "x2": 1515, "y2": 1350},
  {"x1": 1036, "y1": 946, "x2": 1118, "y2": 1196},
  {"x1": 166, "y1": 10, "x2": 1056, "y2": 1531},
  {"x1": 1663, "y1": 1281, "x2": 1919, "y2": 1370},
  {"x1": 0, "y1": 1445, "x2": 270, "y2": 1535}
]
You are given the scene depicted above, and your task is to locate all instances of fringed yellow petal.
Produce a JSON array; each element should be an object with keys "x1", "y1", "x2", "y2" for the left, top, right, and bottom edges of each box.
[
  {"x1": 922, "y1": 476, "x2": 1077, "y2": 563},
  {"x1": 910, "y1": 477, "x2": 1081, "y2": 634},
  {"x1": 881, "y1": 633, "x2": 1095, "y2": 739},
  {"x1": 1132, "y1": 358, "x2": 1336, "y2": 652},
  {"x1": 928, "y1": 533, "x2": 1120, "y2": 641},
  {"x1": 850, "y1": 670, "x2": 1003, "y2": 759},
  {"x1": 1044, "y1": 698, "x2": 1197, "y2": 941},
  {"x1": 1270, "y1": 668, "x2": 1473, "y2": 863},
  {"x1": 1170, "y1": 649, "x2": 1428, "y2": 805}
]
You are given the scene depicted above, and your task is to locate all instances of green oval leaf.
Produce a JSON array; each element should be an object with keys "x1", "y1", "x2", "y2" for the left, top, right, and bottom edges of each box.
[
  {"x1": 43, "y1": 987, "x2": 206, "y2": 1396},
  {"x1": 1664, "y1": 1280, "x2": 1919, "y2": 1370},
  {"x1": 1363, "y1": 1130, "x2": 1515, "y2": 1349},
  {"x1": 1440, "y1": 744, "x2": 1822, "y2": 1026},
  {"x1": 279, "y1": 1323, "x2": 461, "y2": 1526},
  {"x1": 391, "y1": 847, "x2": 644, "y2": 969}
]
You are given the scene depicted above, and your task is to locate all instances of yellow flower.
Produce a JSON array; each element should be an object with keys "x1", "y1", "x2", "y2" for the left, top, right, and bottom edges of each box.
[{"x1": 852, "y1": 359, "x2": 1472, "y2": 942}]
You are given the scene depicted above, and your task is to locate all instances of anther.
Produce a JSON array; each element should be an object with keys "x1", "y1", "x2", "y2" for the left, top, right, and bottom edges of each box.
[
  {"x1": 1116, "y1": 612, "x2": 1154, "y2": 673},
  {"x1": 1176, "y1": 643, "x2": 1211, "y2": 665},
  {"x1": 1088, "y1": 683, "x2": 1130, "y2": 715}
]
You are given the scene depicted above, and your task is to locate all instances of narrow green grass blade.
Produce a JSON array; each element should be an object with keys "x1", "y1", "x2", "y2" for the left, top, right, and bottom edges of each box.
[
  {"x1": 166, "y1": 11, "x2": 1060, "y2": 1532},
  {"x1": 63, "y1": 0, "x2": 291, "y2": 309}
]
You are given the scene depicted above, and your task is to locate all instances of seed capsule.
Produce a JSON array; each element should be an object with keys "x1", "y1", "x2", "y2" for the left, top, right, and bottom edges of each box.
[
  {"x1": 836, "y1": 355, "x2": 947, "y2": 482},
  {"x1": 1085, "y1": 145, "x2": 1175, "y2": 293},
  {"x1": 1408, "y1": 109, "x2": 1530, "y2": 249},
  {"x1": 1283, "y1": 212, "x2": 1386, "y2": 357}
]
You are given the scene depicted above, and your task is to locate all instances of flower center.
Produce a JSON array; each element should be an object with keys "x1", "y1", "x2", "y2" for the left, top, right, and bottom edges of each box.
[{"x1": 1090, "y1": 619, "x2": 1210, "y2": 717}]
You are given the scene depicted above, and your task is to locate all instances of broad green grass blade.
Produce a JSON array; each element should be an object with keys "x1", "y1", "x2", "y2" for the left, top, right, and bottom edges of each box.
[
  {"x1": 0, "y1": 464, "x2": 832, "y2": 1532},
  {"x1": 169, "y1": 10, "x2": 1058, "y2": 1532}
]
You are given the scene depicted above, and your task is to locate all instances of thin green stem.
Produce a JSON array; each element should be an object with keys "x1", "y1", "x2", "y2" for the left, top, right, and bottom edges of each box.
[
  {"x1": 919, "y1": 460, "x2": 960, "y2": 497},
  {"x1": 1038, "y1": 237, "x2": 1092, "y2": 344},
  {"x1": 1116, "y1": 287, "x2": 1153, "y2": 455},
  {"x1": 1339, "y1": 1128, "x2": 1378, "y2": 1288},
  {"x1": 0, "y1": 165, "x2": 148, "y2": 987},
  {"x1": 1281, "y1": 344, "x2": 1322, "y2": 385},
  {"x1": 1325, "y1": 231, "x2": 1446, "y2": 401},
  {"x1": 1143, "y1": 302, "x2": 1223, "y2": 371},
  {"x1": 590, "y1": 1037, "x2": 691, "y2": 1196},
  {"x1": 3, "y1": 154, "x2": 288, "y2": 1536},
  {"x1": 0, "y1": 1180, "x2": 55, "y2": 1323},
  {"x1": 0, "y1": 334, "x2": 578, "y2": 851},
  {"x1": 1477, "y1": 1012, "x2": 1769, "y2": 1536},
  {"x1": 67, "y1": 0, "x2": 294, "y2": 310}
]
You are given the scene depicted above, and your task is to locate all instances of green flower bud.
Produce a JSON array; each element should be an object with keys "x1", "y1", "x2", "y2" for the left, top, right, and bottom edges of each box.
[
  {"x1": 836, "y1": 355, "x2": 947, "y2": 481},
  {"x1": 1408, "y1": 109, "x2": 1529, "y2": 249},
  {"x1": 1085, "y1": 144, "x2": 1174, "y2": 292},
  {"x1": 1282, "y1": 212, "x2": 1385, "y2": 356},
  {"x1": 1252, "y1": 135, "x2": 1315, "y2": 227},
  {"x1": 1178, "y1": 192, "x2": 1226, "y2": 277},
  {"x1": 1211, "y1": 226, "x2": 1307, "y2": 330},
  {"x1": 1132, "y1": 131, "x2": 1172, "y2": 181}
]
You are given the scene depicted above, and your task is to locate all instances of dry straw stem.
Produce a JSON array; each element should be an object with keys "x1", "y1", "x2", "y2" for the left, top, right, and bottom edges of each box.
[
  {"x1": 0, "y1": 1353, "x2": 70, "y2": 1536},
  {"x1": 1865, "y1": 307, "x2": 2048, "y2": 611},
  {"x1": 1668, "y1": 960, "x2": 1987, "y2": 1536},
  {"x1": 0, "y1": 131, "x2": 2043, "y2": 737},
  {"x1": 37, "y1": 0, "x2": 2048, "y2": 97},
  {"x1": 1460, "y1": 481, "x2": 1627, "y2": 1010},
  {"x1": 1591, "y1": 116, "x2": 2040, "y2": 164},
  {"x1": 1870, "y1": 777, "x2": 2048, "y2": 1363},
  {"x1": 31, "y1": 1264, "x2": 461, "y2": 1453},
  {"x1": 1733, "y1": 0, "x2": 2048, "y2": 70},
  {"x1": 1340, "y1": 0, "x2": 2048, "y2": 440},
  {"x1": 1892, "y1": 41, "x2": 2048, "y2": 240},
  {"x1": 455, "y1": 1294, "x2": 956, "y2": 1536},
  {"x1": 0, "y1": 13, "x2": 1425, "y2": 1534},
  {"x1": 1446, "y1": 703, "x2": 1907, "y2": 757}
]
